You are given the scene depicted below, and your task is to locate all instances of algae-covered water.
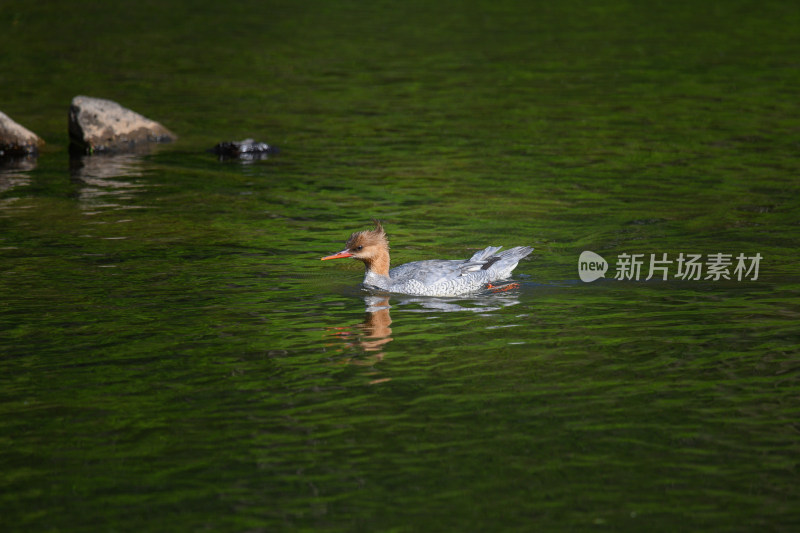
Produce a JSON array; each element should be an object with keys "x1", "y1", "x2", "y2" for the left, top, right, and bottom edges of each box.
[{"x1": 1, "y1": 1, "x2": 799, "y2": 531}]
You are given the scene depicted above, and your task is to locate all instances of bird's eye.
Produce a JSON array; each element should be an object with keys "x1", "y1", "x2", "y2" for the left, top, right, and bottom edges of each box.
[{"x1": 356, "y1": 245, "x2": 363, "y2": 251}]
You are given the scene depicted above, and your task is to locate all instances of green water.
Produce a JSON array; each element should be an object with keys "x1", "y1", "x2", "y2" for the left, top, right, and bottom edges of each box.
[{"x1": 2, "y1": 1, "x2": 799, "y2": 531}]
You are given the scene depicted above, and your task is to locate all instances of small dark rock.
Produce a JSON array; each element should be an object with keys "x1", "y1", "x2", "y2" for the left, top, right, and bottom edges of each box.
[{"x1": 210, "y1": 139, "x2": 278, "y2": 161}]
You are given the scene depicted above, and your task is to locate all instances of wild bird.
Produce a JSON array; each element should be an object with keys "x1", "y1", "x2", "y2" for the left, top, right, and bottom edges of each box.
[{"x1": 321, "y1": 221, "x2": 533, "y2": 296}]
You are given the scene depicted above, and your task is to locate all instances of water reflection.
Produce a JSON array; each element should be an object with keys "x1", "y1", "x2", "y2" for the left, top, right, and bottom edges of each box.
[
  {"x1": 361, "y1": 295, "x2": 393, "y2": 353},
  {"x1": 390, "y1": 289, "x2": 523, "y2": 314},
  {"x1": 326, "y1": 289, "x2": 523, "y2": 383},
  {"x1": 69, "y1": 154, "x2": 148, "y2": 213},
  {"x1": 0, "y1": 155, "x2": 36, "y2": 193},
  {"x1": 326, "y1": 295, "x2": 393, "y2": 381}
]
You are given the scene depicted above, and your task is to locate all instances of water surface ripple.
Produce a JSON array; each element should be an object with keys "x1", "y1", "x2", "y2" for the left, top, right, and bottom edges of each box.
[{"x1": 1, "y1": 1, "x2": 799, "y2": 531}]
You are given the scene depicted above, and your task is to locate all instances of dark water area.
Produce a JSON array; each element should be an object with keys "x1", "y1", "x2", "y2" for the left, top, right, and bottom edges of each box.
[{"x1": 2, "y1": 1, "x2": 799, "y2": 531}]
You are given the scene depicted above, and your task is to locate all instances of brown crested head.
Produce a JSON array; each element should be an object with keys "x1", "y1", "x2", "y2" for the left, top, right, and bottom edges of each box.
[
  {"x1": 321, "y1": 220, "x2": 390, "y2": 275},
  {"x1": 344, "y1": 219, "x2": 389, "y2": 261}
]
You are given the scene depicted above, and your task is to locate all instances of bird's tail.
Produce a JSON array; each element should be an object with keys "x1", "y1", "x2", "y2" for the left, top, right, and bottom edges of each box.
[{"x1": 469, "y1": 245, "x2": 534, "y2": 264}]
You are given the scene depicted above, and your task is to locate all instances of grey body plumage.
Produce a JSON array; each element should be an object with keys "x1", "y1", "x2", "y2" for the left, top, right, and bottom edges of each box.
[{"x1": 363, "y1": 246, "x2": 534, "y2": 296}]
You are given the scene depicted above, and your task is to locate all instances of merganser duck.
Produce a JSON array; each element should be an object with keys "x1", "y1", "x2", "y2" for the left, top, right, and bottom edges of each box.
[{"x1": 321, "y1": 221, "x2": 533, "y2": 297}]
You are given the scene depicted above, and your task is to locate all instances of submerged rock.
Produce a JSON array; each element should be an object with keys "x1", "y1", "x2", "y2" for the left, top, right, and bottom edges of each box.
[
  {"x1": 68, "y1": 95, "x2": 176, "y2": 154},
  {"x1": 0, "y1": 111, "x2": 45, "y2": 158},
  {"x1": 210, "y1": 139, "x2": 277, "y2": 161}
]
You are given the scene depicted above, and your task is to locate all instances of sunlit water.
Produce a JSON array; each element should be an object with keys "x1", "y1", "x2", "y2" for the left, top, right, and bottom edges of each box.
[{"x1": 1, "y1": 1, "x2": 799, "y2": 531}]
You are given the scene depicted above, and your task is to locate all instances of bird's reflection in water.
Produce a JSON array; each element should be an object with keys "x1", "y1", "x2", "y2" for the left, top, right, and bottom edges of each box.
[
  {"x1": 360, "y1": 295, "x2": 393, "y2": 353},
  {"x1": 391, "y1": 287, "x2": 523, "y2": 314},
  {"x1": 327, "y1": 295, "x2": 393, "y2": 384},
  {"x1": 327, "y1": 287, "x2": 524, "y2": 384}
]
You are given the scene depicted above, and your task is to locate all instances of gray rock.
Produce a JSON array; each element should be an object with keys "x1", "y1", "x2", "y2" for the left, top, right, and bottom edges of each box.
[
  {"x1": 0, "y1": 111, "x2": 45, "y2": 158},
  {"x1": 68, "y1": 95, "x2": 176, "y2": 154}
]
